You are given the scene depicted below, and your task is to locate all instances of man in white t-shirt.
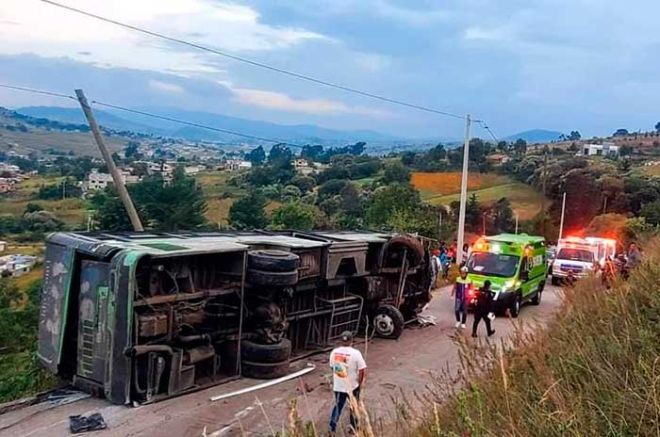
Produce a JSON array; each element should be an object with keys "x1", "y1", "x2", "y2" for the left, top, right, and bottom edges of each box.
[{"x1": 328, "y1": 330, "x2": 367, "y2": 434}]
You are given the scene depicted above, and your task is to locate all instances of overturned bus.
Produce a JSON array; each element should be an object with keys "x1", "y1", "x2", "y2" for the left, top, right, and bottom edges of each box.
[{"x1": 37, "y1": 230, "x2": 433, "y2": 404}]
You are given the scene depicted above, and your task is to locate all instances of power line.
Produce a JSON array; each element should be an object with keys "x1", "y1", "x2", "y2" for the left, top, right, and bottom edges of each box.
[
  {"x1": 1, "y1": 82, "x2": 502, "y2": 150},
  {"x1": 38, "y1": 0, "x2": 467, "y2": 121},
  {"x1": 90, "y1": 101, "x2": 304, "y2": 148},
  {"x1": 0, "y1": 83, "x2": 75, "y2": 100},
  {"x1": 0, "y1": 83, "x2": 304, "y2": 148},
  {"x1": 478, "y1": 121, "x2": 499, "y2": 143}
]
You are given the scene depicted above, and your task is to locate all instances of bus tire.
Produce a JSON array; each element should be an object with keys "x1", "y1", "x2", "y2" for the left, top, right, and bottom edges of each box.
[
  {"x1": 241, "y1": 339, "x2": 292, "y2": 363},
  {"x1": 241, "y1": 360, "x2": 291, "y2": 379},
  {"x1": 247, "y1": 250, "x2": 300, "y2": 272},
  {"x1": 246, "y1": 268, "x2": 298, "y2": 286},
  {"x1": 373, "y1": 305, "x2": 405, "y2": 339}
]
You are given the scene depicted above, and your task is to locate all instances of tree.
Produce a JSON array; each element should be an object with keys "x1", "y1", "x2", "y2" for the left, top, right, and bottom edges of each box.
[
  {"x1": 620, "y1": 145, "x2": 634, "y2": 156},
  {"x1": 89, "y1": 168, "x2": 208, "y2": 231},
  {"x1": 613, "y1": 128, "x2": 629, "y2": 137},
  {"x1": 490, "y1": 198, "x2": 515, "y2": 233},
  {"x1": 300, "y1": 145, "x2": 324, "y2": 161},
  {"x1": 289, "y1": 175, "x2": 316, "y2": 193},
  {"x1": 365, "y1": 184, "x2": 422, "y2": 227},
  {"x1": 271, "y1": 201, "x2": 316, "y2": 230},
  {"x1": 246, "y1": 146, "x2": 266, "y2": 165},
  {"x1": 568, "y1": 131, "x2": 581, "y2": 141},
  {"x1": 513, "y1": 139, "x2": 527, "y2": 155},
  {"x1": 465, "y1": 193, "x2": 481, "y2": 232},
  {"x1": 229, "y1": 190, "x2": 268, "y2": 229},
  {"x1": 136, "y1": 168, "x2": 208, "y2": 230},
  {"x1": 382, "y1": 161, "x2": 411, "y2": 184},
  {"x1": 268, "y1": 144, "x2": 293, "y2": 164},
  {"x1": 656, "y1": 121, "x2": 660, "y2": 133},
  {"x1": 640, "y1": 200, "x2": 660, "y2": 226},
  {"x1": 124, "y1": 141, "x2": 141, "y2": 160}
]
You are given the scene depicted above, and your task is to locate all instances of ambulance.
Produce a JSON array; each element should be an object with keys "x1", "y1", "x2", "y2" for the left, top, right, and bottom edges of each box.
[
  {"x1": 551, "y1": 236, "x2": 598, "y2": 285},
  {"x1": 466, "y1": 234, "x2": 548, "y2": 317}
]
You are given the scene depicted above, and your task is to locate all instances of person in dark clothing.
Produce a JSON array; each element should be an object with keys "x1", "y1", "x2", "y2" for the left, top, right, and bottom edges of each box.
[{"x1": 472, "y1": 280, "x2": 496, "y2": 338}]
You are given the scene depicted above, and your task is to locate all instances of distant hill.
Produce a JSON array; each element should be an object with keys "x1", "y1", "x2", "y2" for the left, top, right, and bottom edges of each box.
[
  {"x1": 504, "y1": 129, "x2": 564, "y2": 144},
  {"x1": 15, "y1": 105, "x2": 399, "y2": 145}
]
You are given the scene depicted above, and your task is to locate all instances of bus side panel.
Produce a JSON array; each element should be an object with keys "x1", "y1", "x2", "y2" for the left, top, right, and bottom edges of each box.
[{"x1": 38, "y1": 242, "x2": 75, "y2": 373}]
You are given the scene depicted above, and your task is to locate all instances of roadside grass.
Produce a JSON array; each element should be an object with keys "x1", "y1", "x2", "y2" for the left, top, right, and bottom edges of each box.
[
  {"x1": 407, "y1": 239, "x2": 660, "y2": 436},
  {"x1": 205, "y1": 197, "x2": 234, "y2": 226}
]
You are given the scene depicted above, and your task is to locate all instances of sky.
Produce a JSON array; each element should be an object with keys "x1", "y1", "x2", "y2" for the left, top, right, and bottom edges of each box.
[{"x1": 1, "y1": 0, "x2": 659, "y2": 139}]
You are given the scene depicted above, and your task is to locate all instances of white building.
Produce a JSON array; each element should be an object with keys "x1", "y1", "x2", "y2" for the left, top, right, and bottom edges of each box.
[
  {"x1": 0, "y1": 241, "x2": 6, "y2": 252},
  {"x1": 184, "y1": 165, "x2": 205, "y2": 176},
  {"x1": 582, "y1": 142, "x2": 619, "y2": 157},
  {"x1": 85, "y1": 169, "x2": 139, "y2": 191},
  {"x1": 225, "y1": 160, "x2": 252, "y2": 172},
  {"x1": 0, "y1": 254, "x2": 37, "y2": 277}
]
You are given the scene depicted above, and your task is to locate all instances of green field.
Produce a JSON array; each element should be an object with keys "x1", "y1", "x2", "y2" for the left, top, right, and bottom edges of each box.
[{"x1": 420, "y1": 176, "x2": 546, "y2": 221}]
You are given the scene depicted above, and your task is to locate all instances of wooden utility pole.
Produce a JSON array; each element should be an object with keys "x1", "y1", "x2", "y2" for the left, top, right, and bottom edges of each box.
[{"x1": 75, "y1": 89, "x2": 144, "y2": 231}]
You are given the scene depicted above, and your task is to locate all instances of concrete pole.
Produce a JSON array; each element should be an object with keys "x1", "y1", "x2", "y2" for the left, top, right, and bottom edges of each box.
[
  {"x1": 75, "y1": 89, "x2": 144, "y2": 231},
  {"x1": 515, "y1": 213, "x2": 519, "y2": 234},
  {"x1": 558, "y1": 192, "x2": 567, "y2": 241},
  {"x1": 456, "y1": 114, "x2": 471, "y2": 265}
]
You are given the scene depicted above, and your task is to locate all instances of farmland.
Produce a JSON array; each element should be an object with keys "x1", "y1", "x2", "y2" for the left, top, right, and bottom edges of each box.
[{"x1": 412, "y1": 171, "x2": 546, "y2": 220}]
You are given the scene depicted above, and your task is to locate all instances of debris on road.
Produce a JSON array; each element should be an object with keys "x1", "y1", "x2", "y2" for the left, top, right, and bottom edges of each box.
[
  {"x1": 209, "y1": 364, "x2": 316, "y2": 402},
  {"x1": 69, "y1": 412, "x2": 107, "y2": 433}
]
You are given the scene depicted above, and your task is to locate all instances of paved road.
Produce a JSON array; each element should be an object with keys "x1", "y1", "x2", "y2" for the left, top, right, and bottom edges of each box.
[{"x1": 0, "y1": 285, "x2": 563, "y2": 437}]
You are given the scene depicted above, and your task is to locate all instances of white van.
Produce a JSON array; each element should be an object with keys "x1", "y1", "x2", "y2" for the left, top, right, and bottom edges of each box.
[{"x1": 551, "y1": 237, "x2": 597, "y2": 285}]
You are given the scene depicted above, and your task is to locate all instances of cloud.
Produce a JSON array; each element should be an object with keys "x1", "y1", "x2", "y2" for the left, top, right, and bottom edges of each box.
[
  {"x1": 224, "y1": 83, "x2": 390, "y2": 117},
  {"x1": 0, "y1": 0, "x2": 329, "y2": 75},
  {"x1": 149, "y1": 80, "x2": 184, "y2": 94}
]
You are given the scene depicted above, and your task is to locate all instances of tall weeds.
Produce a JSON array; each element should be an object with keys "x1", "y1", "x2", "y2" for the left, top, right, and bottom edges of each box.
[{"x1": 412, "y1": 239, "x2": 660, "y2": 436}]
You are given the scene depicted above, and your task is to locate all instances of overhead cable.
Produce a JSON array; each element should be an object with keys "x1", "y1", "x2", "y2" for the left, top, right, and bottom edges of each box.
[{"x1": 38, "y1": 0, "x2": 467, "y2": 120}]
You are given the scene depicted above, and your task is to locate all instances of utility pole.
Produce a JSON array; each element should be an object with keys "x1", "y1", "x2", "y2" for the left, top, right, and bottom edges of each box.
[
  {"x1": 558, "y1": 192, "x2": 567, "y2": 241},
  {"x1": 456, "y1": 114, "x2": 471, "y2": 265},
  {"x1": 515, "y1": 213, "x2": 519, "y2": 234},
  {"x1": 541, "y1": 150, "x2": 548, "y2": 237},
  {"x1": 75, "y1": 89, "x2": 144, "y2": 231},
  {"x1": 62, "y1": 178, "x2": 66, "y2": 200}
]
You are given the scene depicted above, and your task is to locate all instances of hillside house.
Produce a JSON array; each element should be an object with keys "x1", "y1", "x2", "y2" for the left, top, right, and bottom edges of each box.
[
  {"x1": 582, "y1": 142, "x2": 619, "y2": 157},
  {"x1": 225, "y1": 159, "x2": 252, "y2": 172},
  {"x1": 85, "y1": 169, "x2": 139, "y2": 191},
  {"x1": 0, "y1": 241, "x2": 6, "y2": 252},
  {"x1": 0, "y1": 254, "x2": 37, "y2": 277},
  {"x1": 184, "y1": 165, "x2": 205, "y2": 176},
  {"x1": 0, "y1": 178, "x2": 16, "y2": 193}
]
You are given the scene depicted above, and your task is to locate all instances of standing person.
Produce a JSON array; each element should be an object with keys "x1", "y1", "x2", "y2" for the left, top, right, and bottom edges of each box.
[
  {"x1": 626, "y1": 243, "x2": 642, "y2": 270},
  {"x1": 602, "y1": 256, "x2": 617, "y2": 289},
  {"x1": 472, "y1": 280, "x2": 496, "y2": 338},
  {"x1": 439, "y1": 248, "x2": 449, "y2": 279},
  {"x1": 461, "y1": 243, "x2": 470, "y2": 267},
  {"x1": 452, "y1": 266, "x2": 470, "y2": 329},
  {"x1": 448, "y1": 241, "x2": 457, "y2": 264},
  {"x1": 429, "y1": 249, "x2": 441, "y2": 291},
  {"x1": 329, "y1": 331, "x2": 367, "y2": 435}
]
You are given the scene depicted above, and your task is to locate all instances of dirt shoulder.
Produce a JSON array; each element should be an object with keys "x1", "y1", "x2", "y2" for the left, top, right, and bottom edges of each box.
[{"x1": 0, "y1": 285, "x2": 563, "y2": 437}]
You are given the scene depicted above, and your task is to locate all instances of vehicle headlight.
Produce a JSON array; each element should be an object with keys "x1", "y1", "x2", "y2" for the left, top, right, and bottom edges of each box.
[{"x1": 502, "y1": 280, "x2": 520, "y2": 293}]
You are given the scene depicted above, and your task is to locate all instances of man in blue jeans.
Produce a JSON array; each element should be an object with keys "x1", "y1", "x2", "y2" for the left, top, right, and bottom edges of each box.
[{"x1": 329, "y1": 331, "x2": 367, "y2": 434}]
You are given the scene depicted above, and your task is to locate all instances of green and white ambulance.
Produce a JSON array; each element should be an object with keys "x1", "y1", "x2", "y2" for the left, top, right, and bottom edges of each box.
[{"x1": 465, "y1": 233, "x2": 548, "y2": 317}]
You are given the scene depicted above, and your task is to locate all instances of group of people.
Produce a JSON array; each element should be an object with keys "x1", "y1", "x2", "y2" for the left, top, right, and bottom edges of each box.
[
  {"x1": 429, "y1": 241, "x2": 471, "y2": 288},
  {"x1": 452, "y1": 266, "x2": 496, "y2": 337},
  {"x1": 601, "y1": 242, "x2": 643, "y2": 288}
]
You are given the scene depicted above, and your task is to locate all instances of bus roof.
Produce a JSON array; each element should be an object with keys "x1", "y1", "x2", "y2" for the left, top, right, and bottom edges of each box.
[{"x1": 484, "y1": 233, "x2": 545, "y2": 246}]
